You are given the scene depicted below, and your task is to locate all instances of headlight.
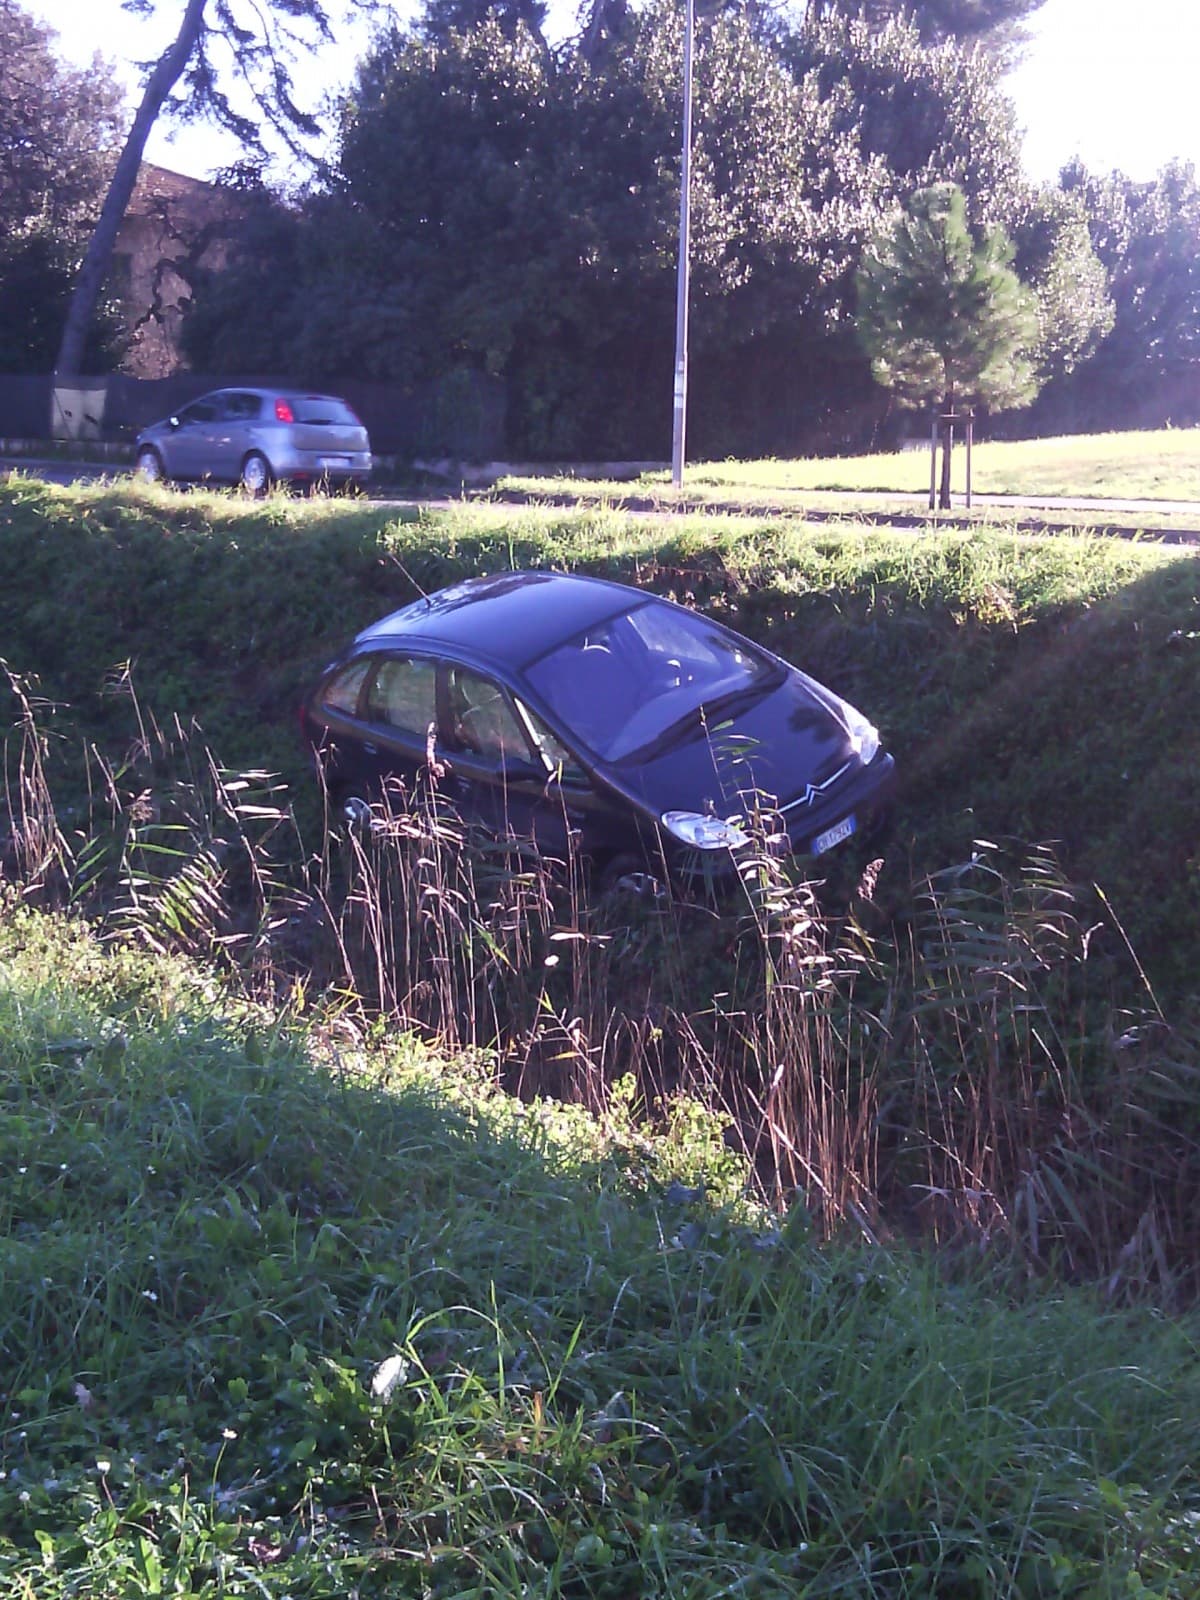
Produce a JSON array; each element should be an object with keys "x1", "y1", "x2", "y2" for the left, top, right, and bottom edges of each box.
[
  {"x1": 661, "y1": 810, "x2": 750, "y2": 850},
  {"x1": 842, "y1": 704, "x2": 881, "y2": 765}
]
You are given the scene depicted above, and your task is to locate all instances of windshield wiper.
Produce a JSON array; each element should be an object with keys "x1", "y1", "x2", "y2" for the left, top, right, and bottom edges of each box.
[{"x1": 617, "y1": 680, "x2": 777, "y2": 764}]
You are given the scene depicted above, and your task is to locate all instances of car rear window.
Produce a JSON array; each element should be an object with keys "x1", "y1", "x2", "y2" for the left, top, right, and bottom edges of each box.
[
  {"x1": 223, "y1": 392, "x2": 263, "y2": 420},
  {"x1": 291, "y1": 397, "x2": 361, "y2": 426}
]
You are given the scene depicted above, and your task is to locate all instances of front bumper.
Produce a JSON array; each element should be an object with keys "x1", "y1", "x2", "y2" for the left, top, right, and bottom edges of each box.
[
  {"x1": 782, "y1": 750, "x2": 896, "y2": 857},
  {"x1": 652, "y1": 751, "x2": 896, "y2": 887}
]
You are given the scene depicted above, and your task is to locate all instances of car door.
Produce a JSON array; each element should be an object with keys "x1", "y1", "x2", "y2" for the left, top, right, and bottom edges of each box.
[
  {"x1": 442, "y1": 664, "x2": 578, "y2": 856},
  {"x1": 209, "y1": 390, "x2": 262, "y2": 479},
  {"x1": 514, "y1": 696, "x2": 632, "y2": 861},
  {"x1": 312, "y1": 652, "x2": 438, "y2": 811},
  {"x1": 165, "y1": 393, "x2": 224, "y2": 479},
  {"x1": 354, "y1": 654, "x2": 441, "y2": 808}
]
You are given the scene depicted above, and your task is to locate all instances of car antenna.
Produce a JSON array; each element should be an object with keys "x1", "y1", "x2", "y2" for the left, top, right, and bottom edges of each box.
[{"x1": 388, "y1": 554, "x2": 430, "y2": 604}]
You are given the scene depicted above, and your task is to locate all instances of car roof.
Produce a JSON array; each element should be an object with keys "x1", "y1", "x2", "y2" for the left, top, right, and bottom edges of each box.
[
  {"x1": 195, "y1": 387, "x2": 348, "y2": 401},
  {"x1": 353, "y1": 571, "x2": 649, "y2": 670}
]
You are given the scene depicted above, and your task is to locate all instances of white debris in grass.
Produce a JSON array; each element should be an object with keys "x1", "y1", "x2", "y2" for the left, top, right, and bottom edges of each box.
[{"x1": 369, "y1": 1354, "x2": 410, "y2": 1400}]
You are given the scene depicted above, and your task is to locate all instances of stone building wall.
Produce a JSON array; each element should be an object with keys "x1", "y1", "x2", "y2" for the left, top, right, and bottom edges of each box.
[{"x1": 111, "y1": 163, "x2": 247, "y2": 378}]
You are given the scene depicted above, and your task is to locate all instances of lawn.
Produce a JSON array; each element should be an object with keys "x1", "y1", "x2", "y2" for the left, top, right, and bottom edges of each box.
[{"x1": 501, "y1": 426, "x2": 1200, "y2": 507}]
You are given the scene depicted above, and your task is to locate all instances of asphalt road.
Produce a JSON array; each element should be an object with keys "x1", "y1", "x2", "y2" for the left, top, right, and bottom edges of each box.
[{"x1": 3, "y1": 457, "x2": 116, "y2": 486}]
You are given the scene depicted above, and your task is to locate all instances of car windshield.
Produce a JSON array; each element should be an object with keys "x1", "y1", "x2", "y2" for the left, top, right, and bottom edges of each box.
[{"x1": 524, "y1": 599, "x2": 782, "y2": 762}]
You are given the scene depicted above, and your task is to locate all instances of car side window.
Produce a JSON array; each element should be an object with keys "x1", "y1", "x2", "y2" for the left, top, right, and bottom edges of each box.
[
  {"x1": 447, "y1": 667, "x2": 534, "y2": 767},
  {"x1": 364, "y1": 656, "x2": 438, "y2": 738},
  {"x1": 178, "y1": 397, "x2": 218, "y2": 426},
  {"x1": 320, "y1": 658, "x2": 372, "y2": 716},
  {"x1": 222, "y1": 392, "x2": 262, "y2": 421}
]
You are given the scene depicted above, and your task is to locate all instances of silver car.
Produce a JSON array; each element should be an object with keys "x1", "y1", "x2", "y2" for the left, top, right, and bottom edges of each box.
[{"x1": 134, "y1": 387, "x2": 373, "y2": 494}]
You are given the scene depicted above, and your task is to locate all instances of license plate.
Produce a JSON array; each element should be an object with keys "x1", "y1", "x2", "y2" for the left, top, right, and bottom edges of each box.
[
  {"x1": 318, "y1": 456, "x2": 352, "y2": 470},
  {"x1": 812, "y1": 814, "x2": 856, "y2": 855}
]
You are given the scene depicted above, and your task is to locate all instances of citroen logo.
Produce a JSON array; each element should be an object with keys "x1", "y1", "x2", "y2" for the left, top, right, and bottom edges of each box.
[{"x1": 780, "y1": 760, "x2": 853, "y2": 813}]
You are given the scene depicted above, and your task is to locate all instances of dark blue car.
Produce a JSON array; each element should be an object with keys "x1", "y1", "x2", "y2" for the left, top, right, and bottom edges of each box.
[{"x1": 300, "y1": 571, "x2": 894, "y2": 882}]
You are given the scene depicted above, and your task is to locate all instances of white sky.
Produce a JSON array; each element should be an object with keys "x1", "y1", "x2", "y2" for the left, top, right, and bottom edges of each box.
[
  {"x1": 1007, "y1": 0, "x2": 1200, "y2": 182},
  {"x1": 27, "y1": 0, "x2": 1200, "y2": 185}
]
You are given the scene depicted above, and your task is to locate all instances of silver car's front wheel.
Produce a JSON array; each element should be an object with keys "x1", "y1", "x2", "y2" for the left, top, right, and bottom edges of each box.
[
  {"x1": 135, "y1": 446, "x2": 166, "y2": 484},
  {"x1": 240, "y1": 451, "x2": 273, "y2": 497}
]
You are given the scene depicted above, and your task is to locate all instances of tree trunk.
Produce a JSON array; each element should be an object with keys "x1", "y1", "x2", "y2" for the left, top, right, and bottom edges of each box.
[
  {"x1": 55, "y1": 0, "x2": 208, "y2": 378},
  {"x1": 581, "y1": 0, "x2": 628, "y2": 65},
  {"x1": 938, "y1": 383, "x2": 955, "y2": 509}
]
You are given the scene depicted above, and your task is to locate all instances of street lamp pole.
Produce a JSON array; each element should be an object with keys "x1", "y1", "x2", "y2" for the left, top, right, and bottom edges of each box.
[{"x1": 670, "y1": 0, "x2": 694, "y2": 490}]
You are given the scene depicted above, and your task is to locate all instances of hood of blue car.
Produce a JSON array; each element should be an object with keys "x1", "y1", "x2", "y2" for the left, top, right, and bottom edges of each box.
[{"x1": 603, "y1": 674, "x2": 860, "y2": 822}]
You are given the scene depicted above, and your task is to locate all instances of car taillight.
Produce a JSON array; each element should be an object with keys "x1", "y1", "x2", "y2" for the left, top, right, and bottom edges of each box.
[{"x1": 275, "y1": 398, "x2": 295, "y2": 422}]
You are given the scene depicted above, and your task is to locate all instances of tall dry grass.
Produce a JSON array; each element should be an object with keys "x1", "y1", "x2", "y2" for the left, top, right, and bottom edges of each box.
[{"x1": 4, "y1": 677, "x2": 1199, "y2": 1299}]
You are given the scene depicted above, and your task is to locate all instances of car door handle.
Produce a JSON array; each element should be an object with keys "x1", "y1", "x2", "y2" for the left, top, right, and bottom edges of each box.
[{"x1": 362, "y1": 741, "x2": 379, "y2": 755}]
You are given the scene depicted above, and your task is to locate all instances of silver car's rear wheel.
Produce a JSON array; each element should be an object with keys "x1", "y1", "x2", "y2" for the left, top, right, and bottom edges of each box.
[
  {"x1": 240, "y1": 451, "x2": 273, "y2": 496},
  {"x1": 135, "y1": 446, "x2": 166, "y2": 484}
]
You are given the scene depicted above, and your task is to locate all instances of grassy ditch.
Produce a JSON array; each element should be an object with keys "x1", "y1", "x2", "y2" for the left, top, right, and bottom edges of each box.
[
  {"x1": 2, "y1": 905, "x2": 1200, "y2": 1597},
  {"x1": 2, "y1": 475, "x2": 1198, "y2": 994},
  {"x1": 3, "y1": 476, "x2": 1200, "y2": 1282},
  {"x1": 4, "y1": 475, "x2": 1200, "y2": 1592}
]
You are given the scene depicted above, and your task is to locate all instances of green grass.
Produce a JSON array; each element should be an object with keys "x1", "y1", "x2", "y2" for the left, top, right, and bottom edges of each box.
[
  {"x1": 693, "y1": 429, "x2": 1200, "y2": 499},
  {"x1": 3, "y1": 904, "x2": 1200, "y2": 1597},
  {"x1": 503, "y1": 426, "x2": 1200, "y2": 505},
  {"x1": 503, "y1": 485, "x2": 1200, "y2": 536}
]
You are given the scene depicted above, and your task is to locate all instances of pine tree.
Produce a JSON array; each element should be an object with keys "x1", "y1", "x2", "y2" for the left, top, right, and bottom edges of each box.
[{"x1": 856, "y1": 182, "x2": 1038, "y2": 506}]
